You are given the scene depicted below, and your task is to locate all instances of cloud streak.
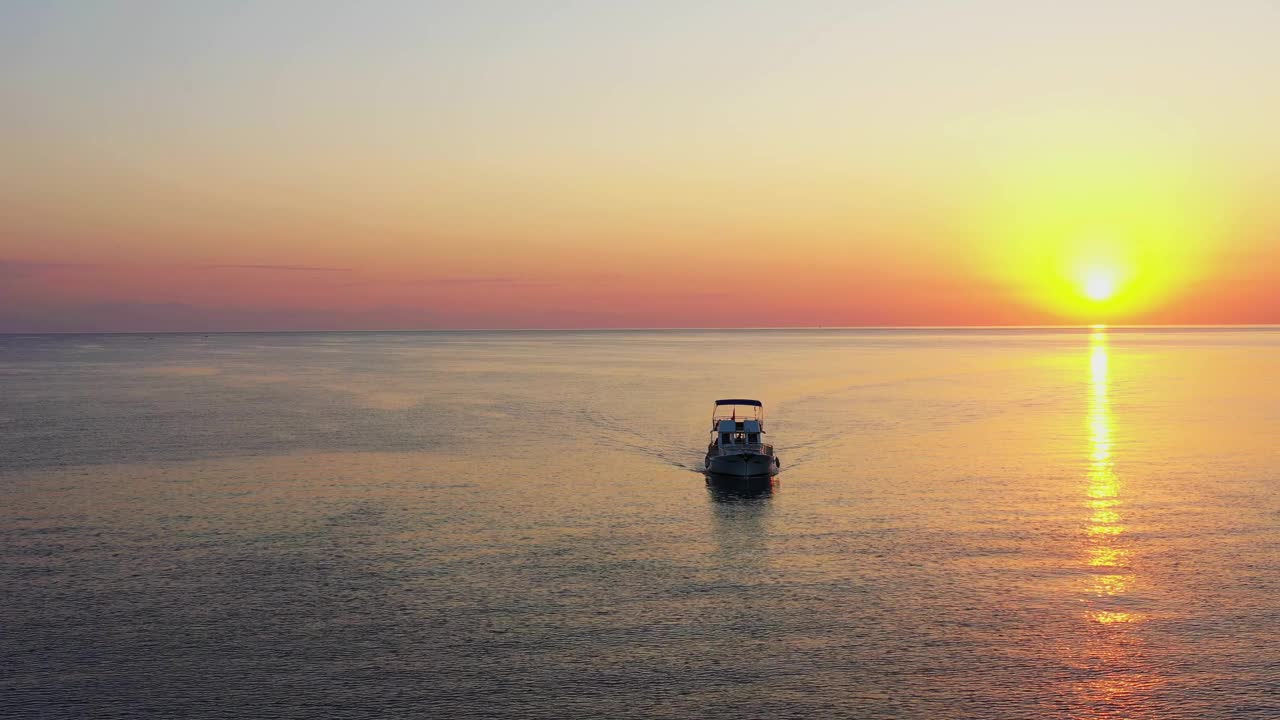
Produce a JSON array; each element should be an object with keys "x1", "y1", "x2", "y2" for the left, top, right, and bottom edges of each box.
[
  {"x1": 0, "y1": 261, "x2": 101, "y2": 281},
  {"x1": 202, "y1": 264, "x2": 352, "y2": 272}
]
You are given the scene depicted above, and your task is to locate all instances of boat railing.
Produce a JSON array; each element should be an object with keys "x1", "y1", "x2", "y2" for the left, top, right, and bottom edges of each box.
[
  {"x1": 711, "y1": 442, "x2": 774, "y2": 456},
  {"x1": 711, "y1": 415, "x2": 764, "y2": 424}
]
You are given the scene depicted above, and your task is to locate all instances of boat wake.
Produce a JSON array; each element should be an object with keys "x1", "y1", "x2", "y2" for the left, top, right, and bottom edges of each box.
[
  {"x1": 580, "y1": 408, "x2": 706, "y2": 472},
  {"x1": 584, "y1": 399, "x2": 850, "y2": 476}
]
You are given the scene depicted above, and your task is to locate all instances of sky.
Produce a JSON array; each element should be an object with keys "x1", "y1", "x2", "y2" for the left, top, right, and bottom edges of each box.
[{"x1": 2, "y1": 1, "x2": 1278, "y2": 331}]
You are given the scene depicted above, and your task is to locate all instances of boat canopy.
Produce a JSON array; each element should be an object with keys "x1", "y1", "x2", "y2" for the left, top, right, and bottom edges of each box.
[{"x1": 711, "y1": 398, "x2": 765, "y2": 432}]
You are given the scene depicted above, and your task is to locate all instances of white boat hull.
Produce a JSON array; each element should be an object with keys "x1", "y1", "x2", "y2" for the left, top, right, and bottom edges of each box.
[{"x1": 705, "y1": 452, "x2": 780, "y2": 477}]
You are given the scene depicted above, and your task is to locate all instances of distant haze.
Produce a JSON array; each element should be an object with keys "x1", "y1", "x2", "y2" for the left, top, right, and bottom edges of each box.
[{"x1": 3, "y1": 2, "x2": 1278, "y2": 331}]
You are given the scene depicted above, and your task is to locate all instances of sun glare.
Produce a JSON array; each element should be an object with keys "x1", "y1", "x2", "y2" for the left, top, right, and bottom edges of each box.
[
  {"x1": 972, "y1": 119, "x2": 1230, "y2": 323},
  {"x1": 1083, "y1": 269, "x2": 1118, "y2": 302}
]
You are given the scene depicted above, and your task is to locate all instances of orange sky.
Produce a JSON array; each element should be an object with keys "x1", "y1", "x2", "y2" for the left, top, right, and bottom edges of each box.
[{"x1": 2, "y1": 3, "x2": 1278, "y2": 331}]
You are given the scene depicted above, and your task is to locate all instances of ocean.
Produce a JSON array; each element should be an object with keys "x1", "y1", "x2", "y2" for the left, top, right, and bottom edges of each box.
[{"x1": 3, "y1": 328, "x2": 1278, "y2": 718}]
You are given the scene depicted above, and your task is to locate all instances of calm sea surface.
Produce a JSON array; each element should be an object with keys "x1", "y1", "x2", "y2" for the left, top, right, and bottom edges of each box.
[{"x1": 3, "y1": 328, "x2": 1278, "y2": 719}]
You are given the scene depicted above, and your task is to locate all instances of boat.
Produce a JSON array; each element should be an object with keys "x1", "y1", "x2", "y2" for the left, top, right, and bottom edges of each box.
[{"x1": 703, "y1": 399, "x2": 781, "y2": 477}]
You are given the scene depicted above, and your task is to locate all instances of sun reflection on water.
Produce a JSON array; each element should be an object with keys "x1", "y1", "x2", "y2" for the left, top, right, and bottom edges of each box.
[
  {"x1": 1085, "y1": 328, "x2": 1126, "y2": 584},
  {"x1": 1087, "y1": 546, "x2": 1128, "y2": 568},
  {"x1": 1072, "y1": 327, "x2": 1159, "y2": 716}
]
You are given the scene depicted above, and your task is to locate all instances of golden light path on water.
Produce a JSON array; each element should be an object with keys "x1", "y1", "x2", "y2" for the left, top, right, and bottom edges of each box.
[{"x1": 1075, "y1": 327, "x2": 1161, "y2": 715}]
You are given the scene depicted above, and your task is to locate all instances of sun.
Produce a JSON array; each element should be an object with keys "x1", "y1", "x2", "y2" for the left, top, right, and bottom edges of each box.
[{"x1": 1083, "y1": 269, "x2": 1118, "y2": 302}]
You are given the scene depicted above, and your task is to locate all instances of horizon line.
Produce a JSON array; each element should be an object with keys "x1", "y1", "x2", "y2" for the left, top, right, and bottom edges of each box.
[{"x1": 3, "y1": 323, "x2": 1280, "y2": 337}]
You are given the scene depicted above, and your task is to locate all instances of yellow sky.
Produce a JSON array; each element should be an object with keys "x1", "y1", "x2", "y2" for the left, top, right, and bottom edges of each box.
[{"x1": 2, "y1": 2, "x2": 1278, "y2": 330}]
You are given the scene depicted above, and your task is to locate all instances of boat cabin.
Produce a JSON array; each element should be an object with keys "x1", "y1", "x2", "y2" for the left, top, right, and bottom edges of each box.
[
  {"x1": 717, "y1": 419, "x2": 763, "y2": 447},
  {"x1": 709, "y1": 399, "x2": 770, "y2": 451}
]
